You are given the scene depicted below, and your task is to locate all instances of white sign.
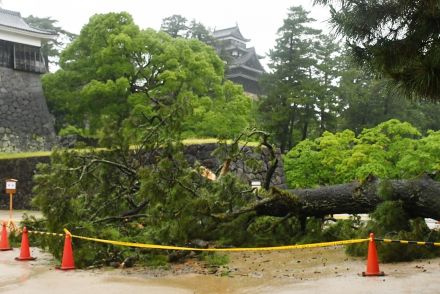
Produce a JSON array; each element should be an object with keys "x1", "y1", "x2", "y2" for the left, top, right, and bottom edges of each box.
[
  {"x1": 251, "y1": 181, "x2": 261, "y2": 189},
  {"x1": 6, "y1": 181, "x2": 16, "y2": 190}
]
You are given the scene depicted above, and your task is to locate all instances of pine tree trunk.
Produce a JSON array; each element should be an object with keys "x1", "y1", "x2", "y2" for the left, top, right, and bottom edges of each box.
[{"x1": 251, "y1": 175, "x2": 440, "y2": 220}]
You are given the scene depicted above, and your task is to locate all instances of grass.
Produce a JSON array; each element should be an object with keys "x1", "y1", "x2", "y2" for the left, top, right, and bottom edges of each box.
[
  {"x1": 183, "y1": 138, "x2": 260, "y2": 147},
  {"x1": 0, "y1": 138, "x2": 261, "y2": 160},
  {"x1": 0, "y1": 151, "x2": 51, "y2": 160},
  {"x1": 182, "y1": 138, "x2": 220, "y2": 145},
  {"x1": 201, "y1": 252, "x2": 230, "y2": 267}
]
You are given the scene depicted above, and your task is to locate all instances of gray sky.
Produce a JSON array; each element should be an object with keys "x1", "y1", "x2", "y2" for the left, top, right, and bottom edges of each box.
[{"x1": 2, "y1": 0, "x2": 331, "y2": 63}]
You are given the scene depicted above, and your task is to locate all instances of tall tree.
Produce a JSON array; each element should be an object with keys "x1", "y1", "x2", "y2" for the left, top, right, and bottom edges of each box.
[
  {"x1": 24, "y1": 15, "x2": 76, "y2": 71},
  {"x1": 186, "y1": 20, "x2": 215, "y2": 44},
  {"x1": 160, "y1": 15, "x2": 215, "y2": 44},
  {"x1": 314, "y1": 0, "x2": 440, "y2": 101},
  {"x1": 338, "y1": 56, "x2": 440, "y2": 134},
  {"x1": 258, "y1": 6, "x2": 323, "y2": 151},
  {"x1": 160, "y1": 14, "x2": 188, "y2": 38},
  {"x1": 312, "y1": 35, "x2": 344, "y2": 134},
  {"x1": 43, "y1": 12, "x2": 231, "y2": 140}
]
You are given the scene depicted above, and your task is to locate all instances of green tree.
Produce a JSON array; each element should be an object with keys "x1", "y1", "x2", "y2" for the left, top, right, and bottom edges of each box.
[
  {"x1": 314, "y1": 0, "x2": 440, "y2": 101},
  {"x1": 43, "y1": 12, "x2": 249, "y2": 140},
  {"x1": 338, "y1": 56, "x2": 440, "y2": 134},
  {"x1": 34, "y1": 12, "x2": 264, "y2": 267},
  {"x1": 160, "y1": 14, "x2": 188, "y2": 38},
  {"x1": 186, "y1": 20, "x2": 215, "y2": 44},
  {"x1": 160, "y1": 15, "x2": 215, "y2": 44},
  {"x1": 24, "y1": 15, "x2": 76, "y2": 70},
  {"x1": 284, "y1": 119, "x2": 440, "y2": 188},
  {"x1": 182, "y1": 81, "x2": 253, "y2": 138},
  {"x1": 259, "y1": 6, "x2": 344, "y2": 151},
  {"x1": 311, "y1": 35, "x2": 344, "y2": 134},
  {"x1": 258, "y1": 6, "x2": 320, "y2": 151}
]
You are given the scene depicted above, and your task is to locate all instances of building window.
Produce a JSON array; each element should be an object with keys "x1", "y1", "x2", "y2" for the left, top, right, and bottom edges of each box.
[
  {"x1": 0, "y1": 40, "x2": 14, "y2": 68},
  {"x1": 14, "y1": 43, "x2": 46, "y2": 73},
  {"x1": 0, "y1": 40, "x2": 46, "y2": 73}
]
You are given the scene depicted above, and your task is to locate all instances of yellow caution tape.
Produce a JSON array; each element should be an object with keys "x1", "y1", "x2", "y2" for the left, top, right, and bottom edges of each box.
[
  {"x1": 18, "y1": 227, "x2": 440, "y2": 251},
  {"x1": 16, "y1": 227, "x2": 369, "y2": 252},
  {"x1": 67, "y1": 233, "x2": 369, "y2": 252},
  {"x1": 376, "y1": 238, "x2": 440, "y2": 247},
  {"x1": 27, "y1": 230, "x2": 64, "y2": 237}
]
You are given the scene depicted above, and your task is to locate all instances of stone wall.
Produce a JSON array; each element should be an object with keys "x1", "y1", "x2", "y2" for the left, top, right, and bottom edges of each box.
[
  {"x1": 184, "y1": 143, "x2": 286, "y2": 188},
  {"x1": 0, "y1": 67, "x2": 56, "y2": 152},
  {"x1": 0, "y1": 144, "x2": 286, "y2": 209}
]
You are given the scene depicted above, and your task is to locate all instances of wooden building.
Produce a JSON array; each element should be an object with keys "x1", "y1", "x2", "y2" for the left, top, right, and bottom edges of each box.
[
  {"x1": 213, "y1": 26, "x2": 265, "y2": 96},
  {"x1": 0, "y1": 8, "x2": 56, "y2": 73}
]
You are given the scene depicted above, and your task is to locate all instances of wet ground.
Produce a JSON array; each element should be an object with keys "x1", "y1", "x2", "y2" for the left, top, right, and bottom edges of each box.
[
  {"x1": 0, "y1": 244, "x2": 439, "y2": 293},
  {"x1": 0, "y1": 210, "x2": 439, "y2": 293}
]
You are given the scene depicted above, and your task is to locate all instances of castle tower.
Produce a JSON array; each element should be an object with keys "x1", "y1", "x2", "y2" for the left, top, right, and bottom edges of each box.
[
  {"x1": 0, "y1": 8, "x2": 57, "y2": 152},
  {"x1": 213, "y1": 26, "x2": 265, "y2": 96}
]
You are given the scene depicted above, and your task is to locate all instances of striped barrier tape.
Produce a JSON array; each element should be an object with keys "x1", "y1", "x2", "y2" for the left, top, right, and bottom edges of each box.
[
  {"x1": 375, "y1": 238, "x2": 440, "y2": 247},
  {"x1": 65, "y1": 229, "x2": 369, "y2": 251},
  {"x1": 28, "y1": 230, "x2": 64, "y2": 238},
  {"x1": 10, "y1": 227, "x2": 64, "y2": 238},
  {"x1": 12, "y1": 227, "x2": 440, "y2": 251},
  {"x1": 15, "y1": 227, "x2": 370, "y2": 251}
]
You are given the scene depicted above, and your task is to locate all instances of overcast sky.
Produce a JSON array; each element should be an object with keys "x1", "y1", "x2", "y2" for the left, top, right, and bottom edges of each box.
[{"x1": 2, "y1": 0, "x2": 331, "y2": 63}]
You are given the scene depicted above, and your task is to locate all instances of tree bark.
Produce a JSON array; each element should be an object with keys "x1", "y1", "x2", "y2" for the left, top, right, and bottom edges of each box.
[{"x1": 250, "y1": 175, "x2": 440, "y2": 220}]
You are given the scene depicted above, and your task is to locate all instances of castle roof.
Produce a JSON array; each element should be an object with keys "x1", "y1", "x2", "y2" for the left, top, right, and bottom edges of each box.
[
  {"x1": 0, "y1": 8, "x2": 56, "y2": 41},
  {"x1": 213, "y1": 26, "x2": 250, "y2": 42},
  {"x1": 229, "y1": 47, "x2": 265, "y2": 73}
]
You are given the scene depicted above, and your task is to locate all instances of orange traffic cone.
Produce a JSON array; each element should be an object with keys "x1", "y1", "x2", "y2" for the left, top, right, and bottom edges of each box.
[
  {"x1": 362, "y1": 232, "x2": 385, "y2": 276},
  {"x1": 0, "y1": 222, "x2": 12, "y2": 251},
  {"x1": 15, "y1": 227, "x2": 36, "y2": 261},
  {"x1": 59, "y1": 233, "x2": 75, "y2": 270}
]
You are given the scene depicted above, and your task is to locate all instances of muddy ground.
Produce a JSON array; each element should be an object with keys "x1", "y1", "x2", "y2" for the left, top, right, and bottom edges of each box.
[{"x1": 0, "y1": 245, "x2": 439, "y2": 293}]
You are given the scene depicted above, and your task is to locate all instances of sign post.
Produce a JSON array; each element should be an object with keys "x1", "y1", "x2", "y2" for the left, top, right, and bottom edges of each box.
[{"x1": 5, "y1": 179, "x2": 17, "y2": 227}]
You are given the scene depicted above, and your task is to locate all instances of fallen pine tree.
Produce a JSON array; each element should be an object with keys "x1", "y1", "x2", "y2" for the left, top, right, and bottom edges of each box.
[
  {"x1": 28, "y1": 125, "x2": 440, "y2": 266},
  {"x1": 253, "y1": 174, "x2": 440, "y2": 220}
]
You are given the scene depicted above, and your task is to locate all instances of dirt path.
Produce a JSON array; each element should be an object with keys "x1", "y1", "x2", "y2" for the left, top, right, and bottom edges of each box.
[{"x1": 0, "y1": 245, "x2": 439, "y2": 293}]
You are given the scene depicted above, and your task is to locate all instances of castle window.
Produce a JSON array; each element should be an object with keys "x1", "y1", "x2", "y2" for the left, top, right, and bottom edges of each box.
[
  {"x1": 0, "y1": 40, "x2": 46, "y2": 73},
  {"x1": 13, "y1": 43, "x2": 47, "y2": 73},
  {"x1": 0, "y1": 40, "x2": 14, "y2": 68}
]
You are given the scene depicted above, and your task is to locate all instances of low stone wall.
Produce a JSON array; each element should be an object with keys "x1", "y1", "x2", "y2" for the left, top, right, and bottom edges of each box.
[
  {"x1": 0, "y1": 156, "x2": 49, "y2": 210},
  {"x1": 184, "y1": 143, "x2": 286, "y2": 188},
  {"x1": 0, "y1": 144, "x2": 286, "y2": 209}
]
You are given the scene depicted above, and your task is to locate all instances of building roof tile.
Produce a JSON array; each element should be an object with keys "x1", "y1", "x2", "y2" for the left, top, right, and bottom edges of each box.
[
  {"x1": 213, "y1": 26, "x2": 250, "y2": 42},
  {"x1": 0, "y1": 8, "x2": 56, "y2": 36}
]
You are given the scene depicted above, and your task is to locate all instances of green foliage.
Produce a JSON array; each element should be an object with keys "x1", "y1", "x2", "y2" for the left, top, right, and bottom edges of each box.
[
  {"x1": 24, "y1": 15, "x2": 76, "y2": 70},
  {"x1": 31, "y1": 145, "x2": 259, "y2": 267},
  {"x1": 160, "y1": 15, "x2": 215, "y2": 44},
  {"x1": 58, "y1": 125, "x2": 85, "y2": 137},
  {"x1": 200, "y1": 253, "x2": 229, "y2": 267},
  {"x1": 284, "y1": 118, "x2": 440, "y2": 262},
  {"x1": 160, "y1": 15, "x2": 188, "y2": 38},
  {"x1": 338, "y1": 60, "x2": 440, "y2": 134},
  {"x1": 182, "y1": 81, "x2": 253, "y2": 138},
  {"x1": 346, "y1": 202, "x2": 440, "y2": 262},
  {"x1": 315, "y1": 0, "x2": 440, "y2": 101},
  {"x1": 258, "y1": 6, "x2": 346, "y2": 151},
  {"x1": 43, "y1": 12, "x2": 250, "y2": 141},
  {"x1": 284, "y1": 119, "x2": 440, "y2": 188}
]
